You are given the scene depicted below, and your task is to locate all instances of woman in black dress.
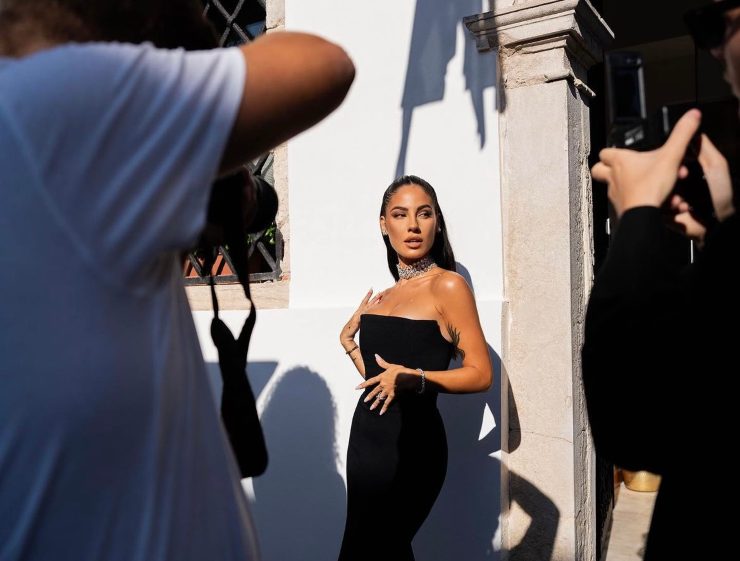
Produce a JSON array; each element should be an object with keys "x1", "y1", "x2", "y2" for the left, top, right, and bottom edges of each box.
[{"x1": 338, "y1": 175, "x2": 493, "y2": 561}]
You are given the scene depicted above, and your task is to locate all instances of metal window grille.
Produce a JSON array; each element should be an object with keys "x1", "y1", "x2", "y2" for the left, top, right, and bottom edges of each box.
[
  {"x1": 202, "y1": 0, "x2": 267, "y2": 46},
  {"x1": 185, "y1": 0, "x2": 282, "y2": 285}
]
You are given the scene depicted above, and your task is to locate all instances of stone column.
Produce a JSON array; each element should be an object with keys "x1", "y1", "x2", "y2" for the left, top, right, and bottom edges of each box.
[{"x1": 465, "y1": 2, "x2": 612, "y2": 560}]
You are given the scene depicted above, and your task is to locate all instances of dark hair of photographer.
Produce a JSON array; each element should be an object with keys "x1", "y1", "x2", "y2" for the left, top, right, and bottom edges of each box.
[{"x1": 0, "y1": 1, "x2": 218, "y2": 53}]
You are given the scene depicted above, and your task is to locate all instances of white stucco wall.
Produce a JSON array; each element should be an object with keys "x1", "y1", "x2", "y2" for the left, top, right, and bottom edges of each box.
[{"x1": 194, "y1": 2, "x2": 504, "y2": 559}]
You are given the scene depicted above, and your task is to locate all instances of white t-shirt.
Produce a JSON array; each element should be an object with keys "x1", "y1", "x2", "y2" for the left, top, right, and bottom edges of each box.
[{"x1": 0, "y1": 43, "x2": 258, "y2": 561}]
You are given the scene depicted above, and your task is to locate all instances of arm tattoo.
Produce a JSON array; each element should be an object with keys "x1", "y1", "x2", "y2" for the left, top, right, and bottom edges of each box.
[{"x1": 446, "y1": 323, "x2": 465, "y2": 360}]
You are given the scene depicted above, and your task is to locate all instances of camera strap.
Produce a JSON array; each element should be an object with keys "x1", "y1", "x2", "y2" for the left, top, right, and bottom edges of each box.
[
  {"x1": 202, "y1": 213, "x2": 268, "y2": 479},
  {"x1": 167, "y1": 2, "x2": 268, "y2": 478}
]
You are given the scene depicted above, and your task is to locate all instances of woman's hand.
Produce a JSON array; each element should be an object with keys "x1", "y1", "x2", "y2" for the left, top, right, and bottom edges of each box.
[
  {"x1": 339, "y1": 289, "x2": 383, "y2": 348},
  {"x1": 592, "y1": 109, "x2": 702, "y2": 217},
  {"x1": 356, "y1": 354, "x2": 419, "y2": 415}
]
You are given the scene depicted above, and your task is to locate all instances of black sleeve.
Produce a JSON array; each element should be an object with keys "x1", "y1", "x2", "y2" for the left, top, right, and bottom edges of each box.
[{"x1": 582, "y1": 207, "x2": 691, "y2": 473}]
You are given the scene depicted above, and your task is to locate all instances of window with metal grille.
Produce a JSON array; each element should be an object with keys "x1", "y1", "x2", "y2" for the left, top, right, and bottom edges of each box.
[
  {"x1": 204, "y1": 0, "x2": 266, "y2": 45},
  {"x1": 183, "y1": 0, "x2": 284, "y2": 285}
]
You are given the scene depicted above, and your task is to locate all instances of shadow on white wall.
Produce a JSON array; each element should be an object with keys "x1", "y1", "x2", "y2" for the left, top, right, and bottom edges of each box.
[
  {"x1": 415, "y1": 348, "x2": 503, "y2": 560},
  {"x1": 396, "y1": 0, "x2": 498, "y2": 177},
  {"x1": 251, "y1": 368, "x2": 346, "y2": 560}
]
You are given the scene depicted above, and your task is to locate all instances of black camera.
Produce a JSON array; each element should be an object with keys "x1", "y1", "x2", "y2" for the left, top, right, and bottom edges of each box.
[
  {"x1": 605, "y1": 51, "x2": 716, "y2": 226},
  {"x1": 201, "y1": 163, "x2": 279, "y2": 254}
]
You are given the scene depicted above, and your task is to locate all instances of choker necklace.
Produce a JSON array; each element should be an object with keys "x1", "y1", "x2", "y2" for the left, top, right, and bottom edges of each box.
[{"x1": 397, "y1": 256, "x2": 438, "y2": 280}]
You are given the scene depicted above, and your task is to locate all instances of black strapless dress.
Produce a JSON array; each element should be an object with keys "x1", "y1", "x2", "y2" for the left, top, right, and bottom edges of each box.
[{"x1": 338, "y1": 314, "x2": 454, "y2": 561}]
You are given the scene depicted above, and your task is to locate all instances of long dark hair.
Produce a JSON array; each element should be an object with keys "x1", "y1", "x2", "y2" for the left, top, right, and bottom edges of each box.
[{"x1": 380, "y1": 175, "x2": 456, "y2": 281}]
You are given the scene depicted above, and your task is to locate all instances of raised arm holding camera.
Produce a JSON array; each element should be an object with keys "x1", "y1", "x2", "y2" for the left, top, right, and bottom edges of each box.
[
  {"x1": 582, "y1": 2, "x2": 740, "y2": 559},
  {"x1": 0, "y1": 2, "x2": 354, "y2": 560}
]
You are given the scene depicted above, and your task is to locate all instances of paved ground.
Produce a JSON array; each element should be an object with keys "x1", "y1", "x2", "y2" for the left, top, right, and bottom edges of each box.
[{"x1": 605, "y1": 484, "x2": 657, "y2": 561}]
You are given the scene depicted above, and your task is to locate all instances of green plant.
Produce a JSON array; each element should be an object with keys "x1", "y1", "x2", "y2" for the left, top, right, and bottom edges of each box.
[{"x1": 248, "y1": 222, "x2": 277, "y2": 246}]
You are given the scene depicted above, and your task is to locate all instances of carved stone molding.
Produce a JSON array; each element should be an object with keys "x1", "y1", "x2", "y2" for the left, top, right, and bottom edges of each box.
[{"x1": 464, "y1": 0, "x2": 613, "y2": 94}]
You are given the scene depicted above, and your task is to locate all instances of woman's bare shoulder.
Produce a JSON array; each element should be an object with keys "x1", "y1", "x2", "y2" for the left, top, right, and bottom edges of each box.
[{"x1": 430, "y1": 269, "x2": 470, "y2": 293}]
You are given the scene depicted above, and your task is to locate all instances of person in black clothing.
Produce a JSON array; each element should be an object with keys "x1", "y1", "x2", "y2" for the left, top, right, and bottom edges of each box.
[
  {"x1": 337, "y1": 176, "x2": 493, "y2": 561},
  {"x1": 583, "y1": 3, "x2": 740, "y2": 558}
]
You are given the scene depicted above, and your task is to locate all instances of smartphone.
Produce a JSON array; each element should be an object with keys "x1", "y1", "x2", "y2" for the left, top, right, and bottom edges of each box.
[{"x1": 606, "y1": 51, "x2": 647, "y2": 128}]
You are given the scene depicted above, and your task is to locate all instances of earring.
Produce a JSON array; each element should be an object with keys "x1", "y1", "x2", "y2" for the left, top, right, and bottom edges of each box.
[{"x1": 381, "y1": 229, "x2": 388, "y2": 236}]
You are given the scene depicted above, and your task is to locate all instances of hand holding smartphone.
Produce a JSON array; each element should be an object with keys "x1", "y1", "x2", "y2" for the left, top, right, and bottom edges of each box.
[{"x1": 605, "y1": 51, "x2": 717, "y2": 227}]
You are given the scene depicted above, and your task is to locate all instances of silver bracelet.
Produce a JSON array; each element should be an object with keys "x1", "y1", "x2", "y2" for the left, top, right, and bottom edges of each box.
[{"x1": 416, "y1": 368, "x2": 425, "y2": 394}]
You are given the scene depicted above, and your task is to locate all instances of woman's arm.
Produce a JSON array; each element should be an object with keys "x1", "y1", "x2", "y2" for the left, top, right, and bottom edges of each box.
[
  {"x1": 340, "y1": 289, "x2": 383, "y2": 379},
  {"x1": 342, "y1": 340, "x2": 366, "y2": 379},
  {"x1": 426, "y1": 272, "x2": 493, "y2": 393}
]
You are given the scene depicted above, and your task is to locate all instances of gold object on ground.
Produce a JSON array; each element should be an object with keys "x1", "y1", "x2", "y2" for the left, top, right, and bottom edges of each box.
[{"x1": 622, "y1": 469, "x2": 661, "y2": 492}]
